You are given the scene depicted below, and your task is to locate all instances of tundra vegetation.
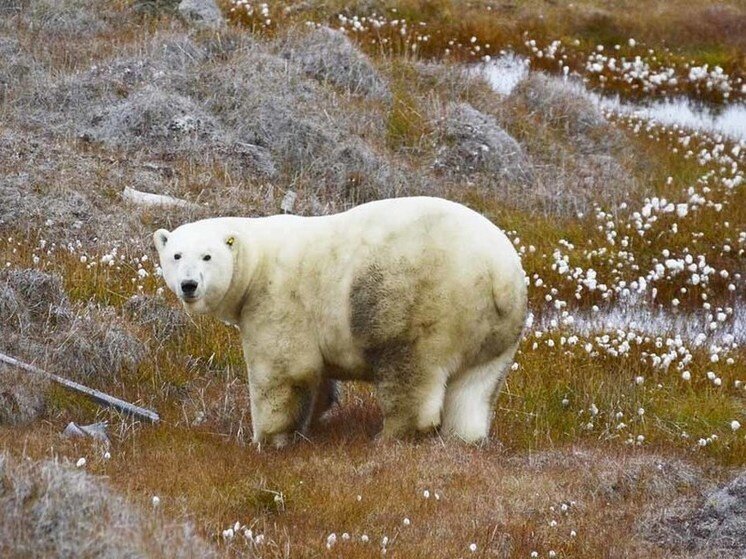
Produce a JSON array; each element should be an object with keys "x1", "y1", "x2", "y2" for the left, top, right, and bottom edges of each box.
[{"x1": 0, "y1": 0, "x2": 744, "y2": 557}]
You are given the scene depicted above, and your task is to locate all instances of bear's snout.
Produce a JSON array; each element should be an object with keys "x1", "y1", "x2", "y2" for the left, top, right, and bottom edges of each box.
[{"x1": 181, "y1": 280, "x2": 199, "y2": 298}]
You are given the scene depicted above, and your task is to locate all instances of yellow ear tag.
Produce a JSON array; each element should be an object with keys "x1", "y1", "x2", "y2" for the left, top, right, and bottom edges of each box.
[{"x1": 226, "y1": 236, "x2": 235, "y2": 247}]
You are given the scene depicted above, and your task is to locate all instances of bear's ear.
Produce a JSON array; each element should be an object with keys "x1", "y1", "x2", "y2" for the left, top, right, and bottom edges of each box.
[{"x1": 153, "y1": 229, "x2": 170, "y2": 252}]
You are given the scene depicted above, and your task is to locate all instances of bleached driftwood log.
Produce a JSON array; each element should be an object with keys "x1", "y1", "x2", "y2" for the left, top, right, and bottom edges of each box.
[
  {"x1": 122, "y1": 186, "x2": 200, "y2": 210},
  {"x1": 0, "y1": 352, "x2": 160, "y2": 423}
]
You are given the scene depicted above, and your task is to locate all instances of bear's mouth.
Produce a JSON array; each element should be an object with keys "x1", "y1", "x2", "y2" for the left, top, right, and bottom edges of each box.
[{"x1": 181, "y1": 294, "x2": 199, "y2": 304}]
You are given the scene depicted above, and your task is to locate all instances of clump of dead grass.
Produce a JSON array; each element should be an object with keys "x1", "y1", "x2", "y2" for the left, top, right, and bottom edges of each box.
[
  {"x1": 53, "y1": 307, "x2": 146, "y2": 381},
  {"x1": 0, "y1": 365, "x2": 48, "y2": 425},
  {"x1": 508, "y1": 72, "x2": 626, "y2": 156},
  {"x1": 644, "y1": 471, "x2": 746, "y2": 557},
  {"x1": 283, "y1": 26, "x2": 391, "y2": 101},
  {"x1": 0, "y1": 268, "x2": 69, "y2": 329},
  {"x1": 432, "y1": 101, "x2": 533, "y2": 183},
  {"x1": 178, "y1": 0, "x2": 226, "y2": 29},
  {"x1": 85, "y1": 85, "x2": 224, "y2": 154},
  {"x1": 0, "y1": 268, "x2": 146, "y2": 383},
  {"x1": 124, "y1": 293, "x2": 189, "y2": 344},
  {"x1": 22, "y1": 0, "x2": 111, "y2": 38},
  {"x1": 188, "y1": 44, "x2": 412, "y2": 205},
  {"x1": 0, "y1": 451, "x2": 217, "y2": 559}
]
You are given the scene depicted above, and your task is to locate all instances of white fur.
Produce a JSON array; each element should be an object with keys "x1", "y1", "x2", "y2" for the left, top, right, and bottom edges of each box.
[{"x1": 442, "y1": 343, "x2": 519, "y2": 442}]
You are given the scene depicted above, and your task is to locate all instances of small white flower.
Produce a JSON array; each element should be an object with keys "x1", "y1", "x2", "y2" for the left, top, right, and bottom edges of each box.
[
  {"x1": 326, "y1": 533, "x2": 337, "y2": 549},
  {"x1": 103, "y1": 451, "x2": 111, "y2": 460},
  {"x1": 731, "y1": 420, "x2": 741, "y2": 431},
  {"x1": 361, "y1": 534, "x2": 369, "y2": 543},
  {"x1": 152, "y1": 496, "x2": 160, "y2": 507},
  {"x1": 403, "y1": 517, "x2": 411, "y2": 526},
  {"x1": 76, "y1": 457, "x2": 86, "y2": 468},
  {"x1": 469, "y1": 543, "x2": 477, "y2": 552},
  {"x1": 423, "y1": 490, "x2": 430, "y2": 499}
]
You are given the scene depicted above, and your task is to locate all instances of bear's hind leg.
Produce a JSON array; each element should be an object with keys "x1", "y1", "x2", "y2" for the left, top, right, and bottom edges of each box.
[
  {"x1": 442, "y1": 343, "x2": 518, "y2": 443},
  {"x1": 375, "y1": 360, "x2": 449, "y2": 439}
]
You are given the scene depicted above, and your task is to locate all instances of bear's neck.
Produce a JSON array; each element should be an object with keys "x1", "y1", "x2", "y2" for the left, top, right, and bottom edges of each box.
[{"x1": 211, "y1": 232, "x2": 260, "y2": 326}]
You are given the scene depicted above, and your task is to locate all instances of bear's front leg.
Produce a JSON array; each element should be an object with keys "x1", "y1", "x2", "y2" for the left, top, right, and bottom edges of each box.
[{"x1": 245, "y1": 349, "x2": 323, "y2": 448}]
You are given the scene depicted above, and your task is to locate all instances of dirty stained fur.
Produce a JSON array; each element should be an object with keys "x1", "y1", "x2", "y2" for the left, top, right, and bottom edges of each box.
[{"x1": 153, "y1": 197, "x2": 527, "y2": 448}]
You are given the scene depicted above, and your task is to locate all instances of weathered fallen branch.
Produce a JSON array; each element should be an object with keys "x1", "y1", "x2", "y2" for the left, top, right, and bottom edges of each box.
[
  {"x1": 122, "y1": 186, "x2": 200, "y2": 210},
  {"x1": 0, "y1": 352, "x2": 160, "y2": 423}
]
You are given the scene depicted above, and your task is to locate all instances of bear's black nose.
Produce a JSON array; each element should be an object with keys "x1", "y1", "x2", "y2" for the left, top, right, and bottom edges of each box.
[{"x1": 181, "y1": 280, "x2": 198, "y2": 296}]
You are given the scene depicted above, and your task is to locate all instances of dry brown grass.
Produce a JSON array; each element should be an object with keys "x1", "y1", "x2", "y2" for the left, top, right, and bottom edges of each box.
[{"x1": 0, "y1": 414, "x2": 732, "y2": 559}]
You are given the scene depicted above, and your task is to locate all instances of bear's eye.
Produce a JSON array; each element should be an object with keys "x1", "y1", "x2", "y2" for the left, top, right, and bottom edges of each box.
[
  {"x1": 174, "y1": 253, "x2": 182, "y2": 260},
  {"x1": 203, "y1": 255, "x2": 211, "y2": 262}
]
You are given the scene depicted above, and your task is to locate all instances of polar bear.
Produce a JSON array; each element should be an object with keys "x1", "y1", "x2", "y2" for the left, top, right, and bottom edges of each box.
[{"x1": 153, "y1": 197, "x2": 527, "y2": 447}]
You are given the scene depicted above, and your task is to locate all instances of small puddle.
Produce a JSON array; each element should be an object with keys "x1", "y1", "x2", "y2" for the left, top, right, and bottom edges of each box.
[
  {"x1": 474, "y1": 53, "x2": 529, "y2": 95},
  {"x1": 478, "y1": 55, "x2": 746, "y2": 141},
  {"x1": 536, "y1": 303, "x2": 745, "y2": 347},
  {"x1": 600, "y1": 96, "x2": 746, "y2": 140}
]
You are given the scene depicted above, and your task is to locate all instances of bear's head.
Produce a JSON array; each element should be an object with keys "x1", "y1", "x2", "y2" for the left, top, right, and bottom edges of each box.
[{"x1": 153, "y1": 223, "x2": 238, "y2": 315}]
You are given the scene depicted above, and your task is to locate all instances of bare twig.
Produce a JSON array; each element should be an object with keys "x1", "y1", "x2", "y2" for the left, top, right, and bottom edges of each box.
[{"x1": 0, "y1": 351, "x2": 160, "y2": 423}]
